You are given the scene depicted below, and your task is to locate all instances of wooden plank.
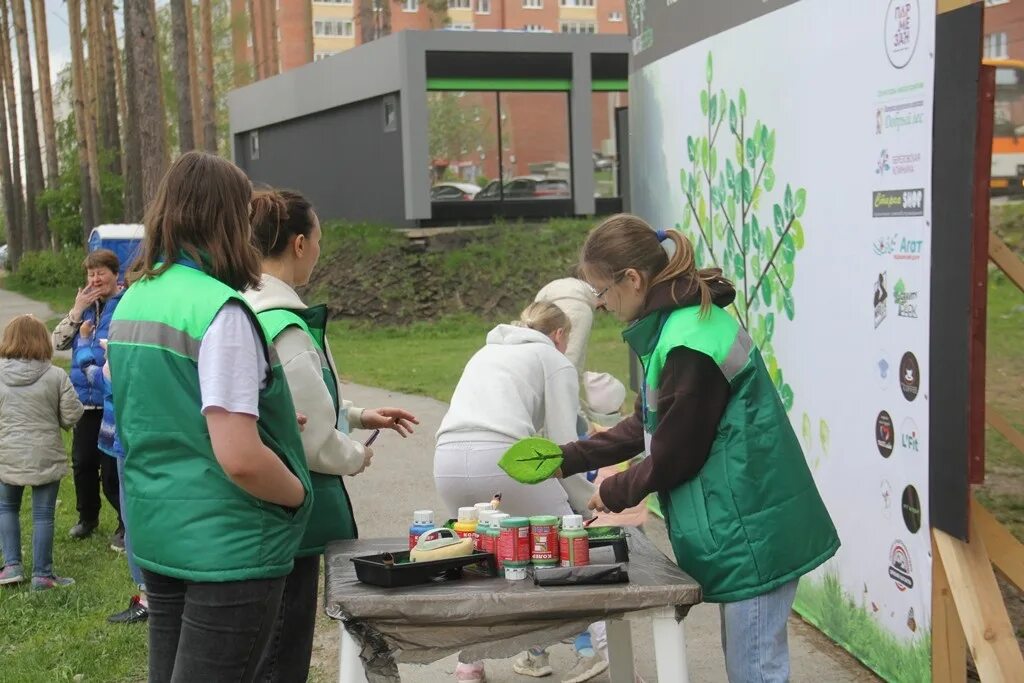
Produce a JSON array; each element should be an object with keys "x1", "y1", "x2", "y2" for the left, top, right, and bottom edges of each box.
[
  {"x1": 932, "y1": 536, "x2": 967, "y2": 683},
  {"x1": 933, "y1": 525, "x2": 1024, "y2": 681},
  {"x1": 990, "y1": 231, "x2": 1024, "y2": 293},
  {"x1": 972, "y1": 497, "x2": 1024, "y2": 592},
  {"x1": 987, "y1": 405, "x2": 1024, "y2": 455}
]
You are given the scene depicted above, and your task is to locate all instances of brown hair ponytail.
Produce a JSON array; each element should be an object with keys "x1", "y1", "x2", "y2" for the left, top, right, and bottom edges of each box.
[{"x1": 250, "y1": 189, "x2": 316, "y2": 259}]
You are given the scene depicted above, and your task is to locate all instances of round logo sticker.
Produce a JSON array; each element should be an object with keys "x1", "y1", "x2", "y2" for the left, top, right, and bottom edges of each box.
[
  {"x1": 900, "y1": 416, "x2": 920, "y2": 454},
  {"x1": 876, "y1": 410, "x2": 895, "y2": 458},
  {"x1": 881, "y1": 480, "x2": 893, "y2": 519},
  {"x1": 902, "y1": 485, "x2": 922, "y2": 534},
  {"x1": 884, "y1": 0, "x2": 920, "y2": 69},
  {"x1": 888, "y1": 540, "x2": 914, "y2": 591},
  {"x1": 899, "y1": 352, "x2": 920, "y2": 402}
]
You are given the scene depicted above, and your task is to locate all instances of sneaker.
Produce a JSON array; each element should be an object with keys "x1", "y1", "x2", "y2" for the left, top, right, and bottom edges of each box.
[
  {"x1": 107, "y1": 595, "x2": 148, "y2": 624},
  {"x1": 110, "y1": 528, "x2": 125, "y2": 553},
  {"x1": 0, "y1": 564, "x2": 26, "y2": 585},
  {"x1": 31, "y1": 575, "x2": 75, "y2": 591},
  {"x1": 561, "y1": 655, "x2": 608, "y2": 683},
  {"x1": 513, "y1": 649, "x2": 553, "y2": 678},
  {"x1": 454, "y1": 661, "x2": 486, "y2": 682},
  {"x1": 69, "y1": 520, "x2": 98, "y2": 539}
]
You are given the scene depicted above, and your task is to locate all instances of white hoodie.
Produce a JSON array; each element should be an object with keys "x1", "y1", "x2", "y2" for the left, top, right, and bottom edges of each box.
[{"x1": 243, "y1": 274, "x2": 367, "y2": 477}]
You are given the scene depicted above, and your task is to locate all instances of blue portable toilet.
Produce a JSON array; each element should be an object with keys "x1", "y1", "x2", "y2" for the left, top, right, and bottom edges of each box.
[{"x1": 87, "y1": 224, "x2": 144, "y2": 283}]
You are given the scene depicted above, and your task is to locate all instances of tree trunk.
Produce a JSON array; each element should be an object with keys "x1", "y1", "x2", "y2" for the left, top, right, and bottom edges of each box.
[
  {"x1": 170, "y1": 0, "x2": 195, "y2": 151},
  {"x1": 121, "y1": 0, "x2": 142, "y2": 221},
  {"x1": 246, "y1": 0, "x2": 263, "y2": 81},
  {"x1": 0, "y1": 71, "x2": 19, "y2": 268},
  {"x1": 82, "y1": 0, "x2": 104, "y2": 223},
  {"x1": 95, "y1": 0, "x2": 121, "y2": 177},
  {"x1": 264, "y1": 0, "x2": 278, "y2": 76},
  {"x1": 124, "y1": 0, "x2": 169, "y2": 208},
  {"x1": 103, "y1": 0, "x2": 127, "y2": 157},
  {"x1": 10, "y1": 0, "x2": 48, "y2": 250},
  {"x1": 185, "y1": 0, "x2": 202, "y2": 145},
  {"x1": 0, "y1": 2, "x2": 21, "y2": 253},
  {"x1": 29, "y1": 0, "x2": 57, "y2": 248},
  {"x1": 199, "y1": 0, "x2": 216, "y2": 152},
  {"x1": 67, "y1": 0, "x2": 97, "y2": 240}
]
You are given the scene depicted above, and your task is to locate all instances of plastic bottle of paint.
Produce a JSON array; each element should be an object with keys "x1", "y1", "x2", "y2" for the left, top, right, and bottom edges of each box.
[
  {"x1": 498, "y1": 516, "x2": 531, "y2": 572},
  {"x1": 559, "y1": 514, "x2": 590, "y2": 567},
  {"x1": 474, "y1": 502, "x2": 493, "y2": 517},
  {"x1": 476, "y1": 510, "x2": 496, "y2": 551},
  {"x1": 408, "y1": 510, "x2": 435, "y2": 549},
  {"x1": 454, "y1": 506, "x2": 478, "y2": 541},
  {"x1": 480, "y1": 512, "x2": 507, "y2": 558},
  {"x1": 529, "y1": 515, "x2": 560, "y2": 566}
]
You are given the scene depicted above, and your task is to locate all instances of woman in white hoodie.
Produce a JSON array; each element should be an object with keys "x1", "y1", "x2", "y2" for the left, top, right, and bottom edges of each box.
[{"x1": 244, "y1": 189, "x2": 418, "y2": 683}]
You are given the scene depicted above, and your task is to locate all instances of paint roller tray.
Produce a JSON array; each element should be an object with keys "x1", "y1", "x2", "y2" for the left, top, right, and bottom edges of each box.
[
  {"x1": 587, "y1": 526, "x2": 630, "y2": 563},
  {"x1": 351, "y1": 551, "x2": 498, "y2": 588}
]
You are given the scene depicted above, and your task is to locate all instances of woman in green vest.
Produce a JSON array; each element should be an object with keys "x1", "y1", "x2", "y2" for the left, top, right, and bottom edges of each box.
[
  {"x1": 553, "y1": 214, "x2": 840, "y2": 682},
  {"x1": 245, "y1": 189, "x2": 419, "y2": 682},
  {"x1": 107, "y1": 152, "x2": 313, "y2": 683}
]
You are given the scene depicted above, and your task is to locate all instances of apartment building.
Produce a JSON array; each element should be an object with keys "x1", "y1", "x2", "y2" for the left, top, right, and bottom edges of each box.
[{"x1": 983, "y1": 0, "x2": 1024, "y2": 61}]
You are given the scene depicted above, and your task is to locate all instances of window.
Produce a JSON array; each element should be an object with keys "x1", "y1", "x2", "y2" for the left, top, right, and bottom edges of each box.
[
  {"x1": 609, "y1": 10, "x2": 623, "y2": 21},
  {"x1": 560, "y1": 0, "x2": 594, "y2": 6},
  {"x1": 560, "y1": 20, "x2": 596, "y2": 33},
  {"x1": 249, "y1": 131, "x2": 260, "y2": 161},
  {"x1": 985, "y1": 32, "x2": 1009, "y2": 59},
  {"x1": 523, "y1": 0, "x2": 543, "y2": 8},
  {"x1": 315, "y1": 0, "x2": 353, "y2": 3},
  {"x1": 449, "y1": 23, "x2": 473, "y2": 29},
  {"x1": 314, "y1": 52, "x2": 339, "y2": 61},
  {"x1": 383, "y1": 96, "x2": 398, "y2": 132},
  {"x1": 403, "y1": 0, "x2": 419, "y2": 10},
  {"x1": 448, "y1": 0, "x2": 471, "y2": 7},
  {"x1": 476, "y1": 0, "x2": 491, "y2": 13},
  {"x1": 985, "y1": 0, "x2": 1010, "y2": 6},
  {"x1": 314, "y1": 20, "x2": 354, "y2": 37},
  {"x1": 523, "y1": 24, "x2": 547, "y2": 32}
]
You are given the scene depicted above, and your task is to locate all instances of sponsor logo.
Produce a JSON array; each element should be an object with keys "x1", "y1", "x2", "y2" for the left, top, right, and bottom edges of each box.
[
  {"x1": 876, "y1": 99, "x2": 926, "y2": 134},
  {"x1": 894, "y1": 278, "x2": 919, "y2": 318},
  {"x1": 902, "y1": 485, "x2": 922, "y2": 534},
  {"x1": 873, "y1": 234, "x2": 924, "y2": 261},
  {"x1": 873, "y1": 189, "x2": 924, "y2": 217},
  {"x1": 874, "y1": 272, "x2": 888, "y2": 328},
  {"x1": 899, "y1": 351, "x2": 921, "y2": 401},
  {"x1": 877, "y1": 352, "x2": 891, "y2": 390},
  {"x1": 888, "y1": 540, "x2": 914, "y2": 591},
  {"x1": 877, "y1": 81, "x2": 925, "y2": 99},
  {"x1": 881, "y1": 480, "x2": 893, "y2": 519},
  {"x1": 876, "y1": 149, "x2": 921, "y2": 176},
  {"x1": 876, "y1": 410, "x2": 895, "y2": 458},
  {"x1": 884, "y1": 0, "x2": 920, "y2": 69},
  {"x1": 900, "y1": 416, "x2": 920, "y2": 453}
]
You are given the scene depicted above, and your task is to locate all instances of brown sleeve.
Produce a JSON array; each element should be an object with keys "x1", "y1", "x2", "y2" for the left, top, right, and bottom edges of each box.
[
  {"x1": 598, "y1": 346, "x2": 730, "y2": 513},
  {"x1": 559, "y1": 394, "x2": 645, "y2": 476}
]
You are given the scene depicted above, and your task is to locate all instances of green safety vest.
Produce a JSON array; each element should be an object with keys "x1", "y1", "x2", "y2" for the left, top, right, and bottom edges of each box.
[
  {"x1": 108, "y1": 262, "x2": 313, "y2": 582},
  {"x1": 625, "y1": 304, "x2": 840, "y2": 603},
  {"x1": 258, "y1": 305, "x2": 358, "y2": 557}
]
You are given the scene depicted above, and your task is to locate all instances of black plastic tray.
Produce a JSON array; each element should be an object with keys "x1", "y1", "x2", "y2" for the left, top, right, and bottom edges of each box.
[
  {"x1": 587, "y1": 527, "x2": 630, "y2": 563},
  {"x1": 351, "y1": 550, "x2": 497, "y2": 588}
]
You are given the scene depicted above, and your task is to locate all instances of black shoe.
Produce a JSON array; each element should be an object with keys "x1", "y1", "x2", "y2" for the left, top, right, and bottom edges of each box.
[
  {"x1": 69, "y1": 520, "x2": 98, "y2": 539},
  {"x1": 110, "y1": 527, "x2": 125, "y2": 553},
  {"x1": 107, "y1": 595, "x2": 148, "y2": 624}
]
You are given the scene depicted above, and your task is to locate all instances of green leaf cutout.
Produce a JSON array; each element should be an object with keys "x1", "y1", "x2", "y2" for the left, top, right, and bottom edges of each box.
[
  {"x1": 499, "y1": 437, "x2": 564, "y2": 484},
  {"x1": 801, "y1": 413, "x2": 812, "y2": 449},
  {"x1": 819, "y1": 420, "x2": 831, "y2": 456}
]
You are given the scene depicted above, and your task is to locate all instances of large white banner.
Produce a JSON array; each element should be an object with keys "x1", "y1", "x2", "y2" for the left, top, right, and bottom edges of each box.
[{"x1": 630, "y1": 1, "x2": 935, "y2": 679}]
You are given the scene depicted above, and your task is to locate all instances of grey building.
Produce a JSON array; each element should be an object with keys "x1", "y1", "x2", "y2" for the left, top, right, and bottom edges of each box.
[{"x1": 227, "y1": 31, "x2": 629, "y2": 227}]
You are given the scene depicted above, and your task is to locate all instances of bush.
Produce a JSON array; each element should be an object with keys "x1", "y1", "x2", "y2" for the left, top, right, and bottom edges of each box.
[{"x1": 9, "y1": 247, "x2": 86, "y2": 289}]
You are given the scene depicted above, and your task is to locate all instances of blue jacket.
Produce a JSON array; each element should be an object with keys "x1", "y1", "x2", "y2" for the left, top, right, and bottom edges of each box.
[
  {"x1": 98, "y1": 373, "x2": 123, "y2": 459},
  {"x1": 70, "y1": 291, "x2": 123, "y2": 407}
]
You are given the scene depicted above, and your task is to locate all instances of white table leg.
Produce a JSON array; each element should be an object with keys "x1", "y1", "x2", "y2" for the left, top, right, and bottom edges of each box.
[
  {"x1": 339, "y1": 622, "x2": 369, "y2": 683},
  {"x1": 652, "y1": 606, "x2": 690, "y2": 683},
  {"x1": 606, "y1": 617, "x2": 636, "y2": 682}
]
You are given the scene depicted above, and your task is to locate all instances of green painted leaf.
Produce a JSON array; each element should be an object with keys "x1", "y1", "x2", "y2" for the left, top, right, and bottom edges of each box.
[
  {"x1": 791, "y1": 220, "x2": 804, "y2": 249},
  {"x1": 760, "y1": 124, "x2": 770, "y2": 154},
  {"x1": 709, "y1": 94, "x2": 718, "y2": 125},
  {"x1": 687, "y1": 136, "x2": 696, "y2": 162},
  {"x1": 763, "y1": 228, "x2": 774, "y2": 257},
  {"x1": 681, "y1": 211, "x2": 692, "y2": 232},
  {"x1": 735, "y1": 140, "x2": 743, "y2": 165},
  {"x1": 762, "y1": 279, "x2": 773, "y2": 306},
  {"x1": 752, "y1": 252, "x2": 762, "y2": 276},
  {"x1": 781, "y1": 383, "x2": 794, "y2": 413},
  {"x1": 694, "y1": 238, "x2": 705, "y2": 267},
  {"x1": 680, "y1": 169, "x2": 688, "y2": 192},
  {"x1": 764, "y1": 312, "x2": 776, "y2": 340},
  {"x1": 714, "y1": 213, "x2": 726, "y2": 239},
  {"x1": 740, "y1": 169, "x2": 752, "y2": 203},
  {"x1": 801, "y1": 413, "x2": 812, "y2": 449},
  {"x1": 700, "y1": 138, "x2": 709, "y2": 167},
  {"x1": 764, "y1": 167, "x2": 776, "y2": 192},
  {"x1": 734, "y1": 293, "x2": 748, "y2": 322},
  {"x1": 698, "y1": 196, "x2": 708, "y2": 225},
  {"x1": 783, "y1": 287, "x2": 795, "y2": 320},
  {"x1": 774, "y1": 367, "x2": 784, "y2": 390},
  {"x1": 739, "y1": 88, "x2": 747, "y2": 117},
  {"x1": 781, "y1": 234, "x2": 796, "y2": 262},
  {"x1": 729, "y1": 100, "x2": 738, "y2": 133},
  {"x1": 700, "y1": 90, "x2": 709, "y2": 116},
  {"x1": 710, "y1": 148, "x2": 718, "y2": 178},
  {"x1": 727, "y1": 196, "x2": 737, "y2": 221},
  {"x1": 742, "y1": 220, "x2": 751, "y2": 251},
  {"x1": 819, "y1": 420, "x2": 831, "y2": 455},
  {"x1": 751, "y1": 215, "x2": 761, "y2": 248},
  {"x1": 781, "y1": 263, "x2": 795, "y2": 288},
  {"x1": 794, "y1": 188, "x2": 807, "y2": 217},
  {"x1": 499, "y1": 437, "x2": 564, "y2": 484},
  {"x1": 773, "y1": 204, "x2": 785, "y2": 234},
  {"x1": 784, "y1": 184, "x2": 794, "y2": 217},
  {"x1": 745, "y1": 138, "x2": 756, "y2": 165},
  {"x1": 733, "y1": 253, "x2": 745, "y2": 279},
  {"x1": 706, "y1": 52, "x2": 713, "y2": 83},
  {"x1": 725, "y1": 159, "x2": 735, "y2": 185},
  {"x1": 766, "y1": 130, "x2": 776, "y2": 164}
]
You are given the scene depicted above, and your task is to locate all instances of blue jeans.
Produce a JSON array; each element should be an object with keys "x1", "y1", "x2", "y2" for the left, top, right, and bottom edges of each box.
[
  {"x1": 719, "y1": 579, "x2": 799, "y2": 683},
  {"x1": 0, "y1": 480, "x2": 60, "y2": 577},
  {"x1": 115, "y1": 457, "x2": 145, "y2": 589}
]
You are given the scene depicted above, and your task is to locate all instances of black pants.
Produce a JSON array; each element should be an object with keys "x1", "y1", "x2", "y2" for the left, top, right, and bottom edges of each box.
[
  {"x1": 71, "y1": 409, "x2": 122, "y2": 528},
  {"x1": 255, "y1": 554, "x2": 320, "y2": 682},
  {"x1": 143, "y1": 568, "x2": 286, "y2": 683}
]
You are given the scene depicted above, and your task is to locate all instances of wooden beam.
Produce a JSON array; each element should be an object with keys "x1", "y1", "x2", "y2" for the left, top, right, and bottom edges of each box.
[
  {"x1": 933, "y1": 524, "x2": 1024, "y2": 681},
  {"x1": 933, "y1": 538, "x2": 968, "y2": 683},
  {"x1": 971, "y1": 497, "x2": 1024, "y2": 592},
  {"x1": 938, "y1": 0, "x2": 979, "y2": 13},
  {"x1": 987, "y1": 405, "x2": 1024, "y2": 456},
  {"x1": 990, "y1": 231, "x2": 1024, "y2": 293}
]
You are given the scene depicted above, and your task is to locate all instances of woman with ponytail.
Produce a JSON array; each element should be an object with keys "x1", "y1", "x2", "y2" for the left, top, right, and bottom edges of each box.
[{"x1": 550, "y1": 214, "x2": 839, "y2": 682}]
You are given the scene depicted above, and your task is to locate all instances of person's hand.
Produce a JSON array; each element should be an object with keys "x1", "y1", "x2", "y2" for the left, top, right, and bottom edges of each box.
[
  {"x1": 71, "y1": 286, "x2": 101, "y2": 321},
  {"x1": 353, "y1": 446, "x2": 374, "y2": 476},
  {"x1": 80, "y1": 319, "x2": 95, "y2": 340},
  {"x1": 361, "y1": 407, "x2": 419, "y2": 437},
  {"x1": 588, "y1": 491, "x2": 608, "y2": 513},
  {"x1": 99, "y1": 340, "x2": 111, "y2": 381},
  {"x1": 296, "y1": 412, "x2": 308, "y2": 432}
]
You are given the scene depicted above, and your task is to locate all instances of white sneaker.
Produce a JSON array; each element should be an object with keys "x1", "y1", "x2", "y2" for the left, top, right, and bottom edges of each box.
[
  {"x1": 513, "y1": 649, "x2": 553, "y2": 677},
  {"x1": 561, "y1": 654, "x2": 608, "y2": 683}
]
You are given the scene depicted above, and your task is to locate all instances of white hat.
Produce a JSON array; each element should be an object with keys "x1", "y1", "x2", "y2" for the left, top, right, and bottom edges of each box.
[{"x1": 583, "y1": 371, "x2": 627, "y2": 415}]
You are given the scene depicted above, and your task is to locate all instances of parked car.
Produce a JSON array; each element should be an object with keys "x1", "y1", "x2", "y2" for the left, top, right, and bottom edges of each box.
[
  {"x1": 431, "y1": 182, "x2": 482, "y2": 201},
  {"x1": 474, "y1": 176, "x2": 571, "y2": 200},
  {"x1": 0, "y1": 243, "x2": 7, "y2": 269}
]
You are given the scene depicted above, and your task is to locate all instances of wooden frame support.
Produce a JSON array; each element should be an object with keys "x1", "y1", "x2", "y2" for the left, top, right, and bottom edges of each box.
[
  {"x1": 990, "y1": 231, "x2": 1024, "y2": 291},
  {"x1": 932, "y1": 543, "x2": 967, "y2": 683},
  {"x1": 932, "y1": 498, "x2": 1024, "y2": 681},
  {"x1": 987, "y1": 404, "x2": 1024, "y2": 456}
]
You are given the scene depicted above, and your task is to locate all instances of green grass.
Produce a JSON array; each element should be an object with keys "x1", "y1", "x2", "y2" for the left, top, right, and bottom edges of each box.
[{"x1": 794, "y1": 573, "x2": 931, "y2": 683}]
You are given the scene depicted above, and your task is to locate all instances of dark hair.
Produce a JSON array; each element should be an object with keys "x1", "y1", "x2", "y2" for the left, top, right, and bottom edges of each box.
[
  {"x1": 128, "y1": 151, "x2": 261, "y2": 291},
  {"x1": 580, "y1": 213, "x2": 728, "y2": 316},
  {"x1": 249, "y1": 189, "x2": 316, "y2": 258},
  {"x1": 83, "y1": 249, "x2": 119, "y2": 274}
]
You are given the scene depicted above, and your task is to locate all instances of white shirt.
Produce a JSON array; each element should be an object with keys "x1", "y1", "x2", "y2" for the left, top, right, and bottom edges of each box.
[{"x1": 198, "y1": 302, "x2": 268, "y2": 417}]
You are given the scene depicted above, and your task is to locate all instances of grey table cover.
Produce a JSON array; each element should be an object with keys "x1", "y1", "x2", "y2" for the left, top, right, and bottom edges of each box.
[{"x1": 324, "y1": 528, "x2": 701, "y2": 682}]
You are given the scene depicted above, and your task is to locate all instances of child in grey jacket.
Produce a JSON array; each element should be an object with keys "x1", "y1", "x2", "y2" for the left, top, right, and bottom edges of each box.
[{"x1": 0, "y1": 315, "x2": 83, "y2": 590}]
